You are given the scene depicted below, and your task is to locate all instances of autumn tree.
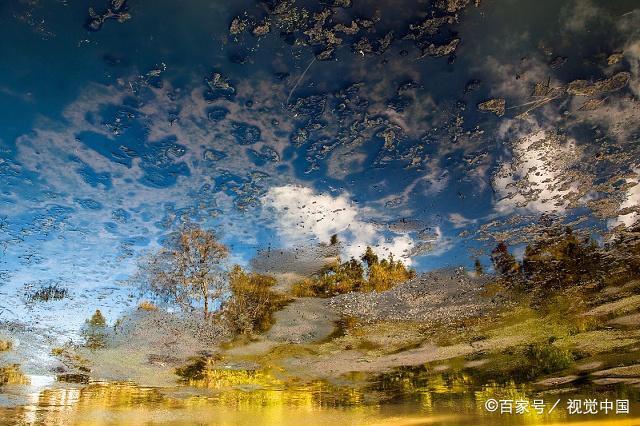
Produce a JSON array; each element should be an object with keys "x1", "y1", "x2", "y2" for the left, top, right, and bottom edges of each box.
[
  {"x1": 491, "y1": 242, "x2": 520, "y2": 277},
  {"x1": 135, "y1": 227, "x2": 228, "y2": 319},
  {"x1": 491, "y1": 226, "x2": 607, "y2": 307},
  {"x1": 366, "y1": 253, "x2": 415, "y2": 292},
  {"x1": 361, "y1": 246, "x2": 379, "y2": 268},
  {"x1": 521, "y1": 227, "x2": 602, "y2": 293},
  {"x1": 83, "y1": 309, "x2": 107, "y2": 349},
  {"x1": 223, "y1": 266, "x2": 287, "y2": 335},
  {"x1": 292, "y1": 258, "x2": 366, "y2": 297},
  {"x1": 293, "y1": 246, "x2": 414, "y2": 296}
]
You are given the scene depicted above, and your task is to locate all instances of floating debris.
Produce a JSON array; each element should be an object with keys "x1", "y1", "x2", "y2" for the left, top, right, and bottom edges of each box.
[
  {"x1": 206, "y1": 106, "x2": 230, "y2": 122},
  {"x1": 248, "y1": 146, "x2": 280, "y2": 164},
  {"x1": 510, "y1": 78, "x2": 566, "y2": 117},
  {"x1": 405, "y1": 16, "x2": 456, "y2": 40},
  {"x1": 333, "y1": 21, "x2": 359, "y2": 35},
  {"x1": 231, "y1": 122, "x2": 262, "y2": 145},
  {"x1": 386, "y1": 218, "x2": 426, "y2": 233},
  {"x1": 477, "y1": 98, "x2": 506, "y2": 116},
  {"x1": 607, "y1": 52, "x2": 624, "y2": 65},
  {"x1": 352, "y1": 37, "x2": 373, "y2": 56},
  {"x1": 419, "y1": 38, "x2": 460, "y2": 58},
  {"x1": 579, "y1": 98, "x2": 606, "y2": 111},
  {"x1": 229, "y1": 0, "x2": 473, "y2": 64},
  {"x1": 86, "y1": 0, "x2": 131, "y2": 32},
  {"x1": 252, "y1": 20, "x2": 271, "y2": 37},
  {"x1": 548, "y1": 55, "x2": 567, "y2": 69},
  {"x1": 204, "y1": 72, "x2": 236, "y2": 101},
  {"x1": 229, "y1": 17, "x2": 248, "y2": 35},
  {"x1": 567, "y1": 72, "x2": 631, "y2": 96},
  {"x1": 436, "y1": 0, "x2": 471, "y2": 13}
]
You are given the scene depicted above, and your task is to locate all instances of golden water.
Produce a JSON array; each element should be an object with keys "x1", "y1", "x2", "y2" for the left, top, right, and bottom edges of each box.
[{"x1": 1, "y1": 372, "x2": 638, "y2": 425}]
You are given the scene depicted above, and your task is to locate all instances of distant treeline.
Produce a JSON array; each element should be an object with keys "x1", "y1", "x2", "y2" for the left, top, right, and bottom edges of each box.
[{"x1": 490, "y1": 224, "x2": 640, "y2": 304}]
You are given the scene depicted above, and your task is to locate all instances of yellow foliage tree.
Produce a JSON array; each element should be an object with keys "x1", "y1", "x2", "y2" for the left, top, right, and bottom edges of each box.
[
  {"x1": 223, "y1": 265, "x2": 288, "y2": 335},
  {"x1": 366, "y1": 255, "x2": 415, "y2": 292},
  {"x1": 293, "y1": 247, "x2": 414, "y2": 297}
]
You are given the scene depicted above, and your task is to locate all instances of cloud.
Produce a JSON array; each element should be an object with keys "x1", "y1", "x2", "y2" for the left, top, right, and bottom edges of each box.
[
  {"x1": 617, "y1": 9, "x2": 640, "y2": 83},
  {"x1": 262, "y1": 185, "x2": 443, "y2": 264},
  {"x1": 609, "y1": 168, "x2": 640, "y2": 228},
  {"x1": 492, "y1": 130, "x2": 587, "y2": 214},
  {"x1": 561, "y1": 0, "x2": 602, "y2": 33},
  {"x1": 624, "y1": 40, "x2": 640, "y2": 97},
  {"x1": 478, "y1": 6, "x2": 639, "y2": 226},
  {"x1": 448, "y1": 213, "x2": 477, "y2": 229}
]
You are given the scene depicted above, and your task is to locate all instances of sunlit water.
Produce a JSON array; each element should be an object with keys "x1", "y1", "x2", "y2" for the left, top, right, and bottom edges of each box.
[{"x1": 1, "y1": 373, "x2": 639, "y2": 425}]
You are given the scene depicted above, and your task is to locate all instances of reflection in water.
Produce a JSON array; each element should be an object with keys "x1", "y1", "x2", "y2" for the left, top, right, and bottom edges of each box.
[
  {"x1": 2, "y1": 368, "x2": 639, "y2": 425},
  {"x1": 1, "y1": 0, "x2": 640, "y2": 424},
  {"x1": 3, "y1": 380, "x2": 398, "y2": 425}
]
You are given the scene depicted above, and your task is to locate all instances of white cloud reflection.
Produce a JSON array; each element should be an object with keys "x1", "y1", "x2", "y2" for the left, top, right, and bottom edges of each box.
[{"x1": 263, "y1": 185, "x2": 421, "y2": 264}]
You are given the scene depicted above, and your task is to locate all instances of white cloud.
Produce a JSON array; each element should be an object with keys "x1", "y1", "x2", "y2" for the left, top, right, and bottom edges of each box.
[
  {"x1": 492, "y1": 130, "x2": 585, "y2": 213},
  {"x1": 448, "y1": 213, "x2": 477, "y2": 229},
  {"x1": 263, "y1": 185, "x2": 424, "y2": 264},
  {"x1": 609, "y1": 168, "x2": 640, "y2": 228}
]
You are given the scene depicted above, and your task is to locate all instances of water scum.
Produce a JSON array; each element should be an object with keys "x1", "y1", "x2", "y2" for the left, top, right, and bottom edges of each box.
[{"x1": 2, "y1": 0, "x2": 640, "y2": 424}]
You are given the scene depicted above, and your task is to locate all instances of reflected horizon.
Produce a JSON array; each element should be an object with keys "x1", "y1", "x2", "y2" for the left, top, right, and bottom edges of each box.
[{"x1": 1, "y1": 0, "x2": 640, "y2": 424}]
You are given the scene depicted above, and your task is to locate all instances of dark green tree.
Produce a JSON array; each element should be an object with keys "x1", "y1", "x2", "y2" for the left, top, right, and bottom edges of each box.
[
  {"x1": 361, "y1": 246, "x2": 379, "y2": 268},
  {"x1": 474, "y1": 258, "x2": 484, "y2": 275},
  {"x1": 491, "y1": 242, "x2": 519, "y2": 276},
  {"x1": 522, "y1": 227, "x2": 602, "y2": 293}
]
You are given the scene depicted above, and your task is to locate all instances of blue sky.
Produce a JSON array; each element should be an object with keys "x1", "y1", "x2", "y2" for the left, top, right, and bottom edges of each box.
[{"x1": 1, "y1": 0, "x2": 639, "y2": 330}]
